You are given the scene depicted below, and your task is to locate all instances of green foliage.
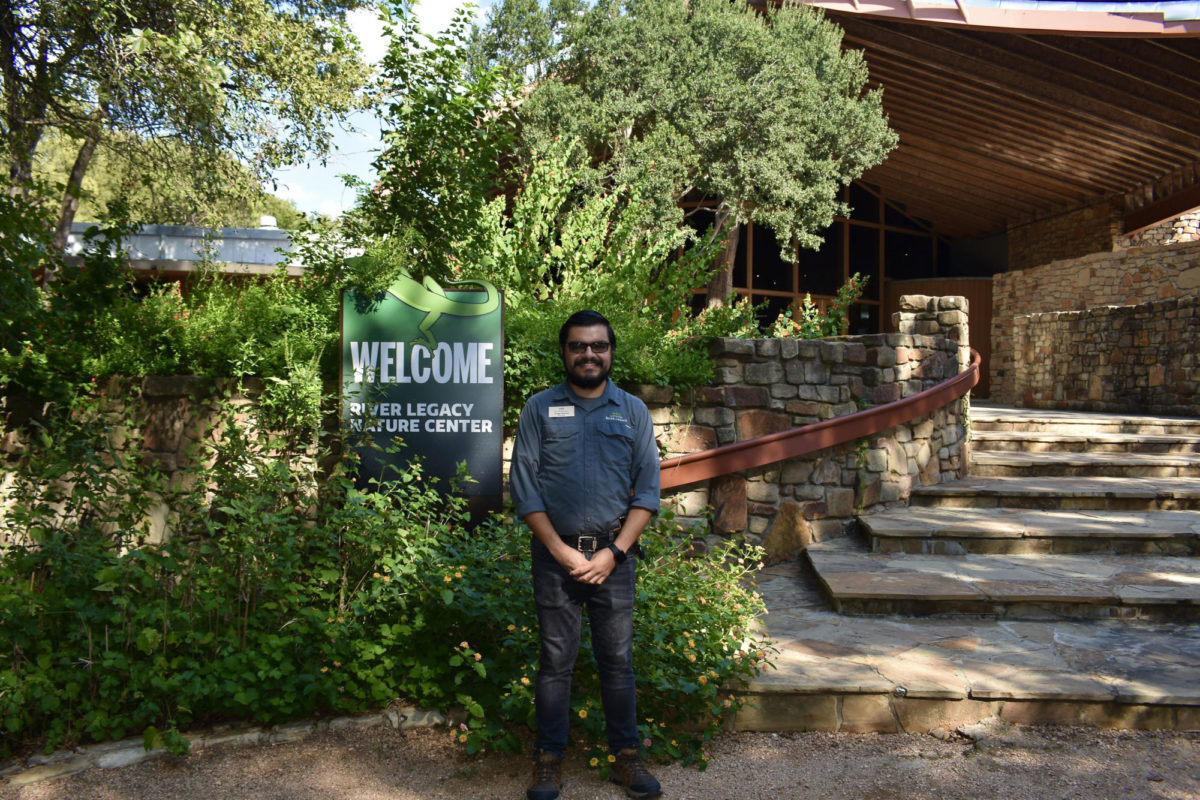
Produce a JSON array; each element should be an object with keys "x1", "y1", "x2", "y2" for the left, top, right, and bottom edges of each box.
[
  {"x1": 32, "y1": 129, "x2": 307, "y2": 229},
  {"x1": 0, "y1": 191, "x2": 130, "y2": 407},
  {"x1": 455, "y1": 142, "x2": 733, "y2": 424},
  {"x1": 0, "y1": 394, "x2": 773, "y2": 763},
  {"x1": 4, "y1": 0, "x2": 369, "y2": 235},
  {"x1": 492, "y1": 0, "x2": 898, "y2": 254},
  {"x1": 768, "y1": 273, "x2": 868, "y2": 339},
  {"x1": 354, "y1": 3, "x2": 518, "y2": 279}
]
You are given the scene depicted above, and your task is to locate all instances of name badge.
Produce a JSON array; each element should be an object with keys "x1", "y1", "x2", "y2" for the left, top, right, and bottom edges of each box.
[{"x1": 548, "y1": 405, "x2": 575, "y2": 418}]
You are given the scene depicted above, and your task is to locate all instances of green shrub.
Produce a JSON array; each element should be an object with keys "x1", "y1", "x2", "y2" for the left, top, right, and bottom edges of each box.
[{"x1": 0, "y1": 390, "x2": 772, "y2": 765}]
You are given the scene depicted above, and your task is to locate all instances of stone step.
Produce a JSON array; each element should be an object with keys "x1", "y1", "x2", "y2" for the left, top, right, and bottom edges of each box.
[
  {"x1": 970, "y1": 404, "x2": 1200, "y2": 437},
  {"x1": 970, "y1": 450, "x2": 1200, "y2": 479},
  {"x1": 740, "y1": 561, "x2": 1200, "y2": 734},
  {"x1": 971, "y1": 430, "x2": 1200, "y2": 454},
  {"x1": 860, "y1": 507, "x2": 1200, "y2": 556},
  {"x1": 910, "y1": 475, "x2": 1200, "y2": 511},
  {"x1": 805, "y1": 537, "x2": 1200, "y2": 621}
]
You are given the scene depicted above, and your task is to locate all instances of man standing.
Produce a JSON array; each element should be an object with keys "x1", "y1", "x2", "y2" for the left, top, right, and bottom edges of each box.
[{"x1": 509, "y1": 310, "x2": 663, "y2": 800}]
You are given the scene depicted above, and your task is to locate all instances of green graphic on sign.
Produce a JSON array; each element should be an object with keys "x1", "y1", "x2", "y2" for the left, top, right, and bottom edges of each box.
[{"x1": 341, "y1": 270, "x2": 504, "y2": 508}]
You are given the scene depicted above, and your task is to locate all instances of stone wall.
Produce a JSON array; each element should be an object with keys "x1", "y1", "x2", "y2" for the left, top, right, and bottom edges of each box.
[
  {"x1": 1, "y1": 377, "x2": 286, "y2": 545},
  {"x1": 991, "y1": 239, "x2": 1200, "y2": 405},
  {"x1": 1008, "y1": 295, "x2": 1200, "y2": 415},
  {"x1": 639, "y1": 295, "x2": 970, "y2": 564},
  {"x1": 1126, "y1": 210, "x2": 1200, "y2": 248},
  {"x1": 1008, "y1": 200, "x2": 1123, "y2": 273}
]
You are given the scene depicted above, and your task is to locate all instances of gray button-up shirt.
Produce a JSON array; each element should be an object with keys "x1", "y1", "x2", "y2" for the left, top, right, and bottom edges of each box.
[{"x1": 510, "y1": 379, "x2": 660, "y2": 536}]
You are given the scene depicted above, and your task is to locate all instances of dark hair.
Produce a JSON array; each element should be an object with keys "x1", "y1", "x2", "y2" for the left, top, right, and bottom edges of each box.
[{"x1": 559, "y1": 309, "x2": 616, "y2": 351}]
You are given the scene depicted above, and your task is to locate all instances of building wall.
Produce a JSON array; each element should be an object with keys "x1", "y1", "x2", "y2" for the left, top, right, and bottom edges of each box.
[
  {"x1": 991, "y1": 239, "x2": 1200, "y2": 405},
  {"x1": 1007, "y1": 200, "x2": 1123, "y2": 273},
  {"x1": 1008, "y1": 295, "x2": 1200, "y2": 415},
  {"x1": 1126, "y1": 210, "x2": 1200, "y2": 248}
]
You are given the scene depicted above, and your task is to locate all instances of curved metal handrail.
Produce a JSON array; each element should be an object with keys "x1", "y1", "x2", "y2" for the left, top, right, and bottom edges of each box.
[{"x1": 659, "y1": 349, "x2": 980, "y2": 490}]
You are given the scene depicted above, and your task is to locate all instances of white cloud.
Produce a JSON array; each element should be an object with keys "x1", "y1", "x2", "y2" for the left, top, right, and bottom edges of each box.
[{"x1": 347, "y1": 7, "x2": 390, "y2": 65}]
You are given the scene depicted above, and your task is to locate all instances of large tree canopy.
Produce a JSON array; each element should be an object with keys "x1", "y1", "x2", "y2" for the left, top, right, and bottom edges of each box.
[
  {"x1": 481, "y1": 0, "x2": 898, "y2": 301},
  {"x1": 1, "y1": 0, "x2": 370, "y2": 243}
]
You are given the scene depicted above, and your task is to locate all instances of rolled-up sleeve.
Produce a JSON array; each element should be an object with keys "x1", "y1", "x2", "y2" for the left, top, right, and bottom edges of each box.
[
  {"x1": 510, "y1": 399, "x2": 547, "y2": 519},
  {"x1": 627, "y1": 403, "x2": 660, "y2": 514}
]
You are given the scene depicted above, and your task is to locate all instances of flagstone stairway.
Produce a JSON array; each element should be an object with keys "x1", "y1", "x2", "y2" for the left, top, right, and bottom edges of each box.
[{"x1": 736, "y1": 403, "x2": 1200, "y2": 734}]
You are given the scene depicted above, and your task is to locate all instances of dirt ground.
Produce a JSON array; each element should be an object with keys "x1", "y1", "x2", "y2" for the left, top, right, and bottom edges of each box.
[{"x1": 2, "y1": 721, "x2": 1198, "y2": 800}]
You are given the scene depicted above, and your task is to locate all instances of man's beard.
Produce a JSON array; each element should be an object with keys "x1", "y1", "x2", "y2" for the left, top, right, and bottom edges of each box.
[{"x1": 565, "y1": 356, "x2": 610, "y2": 389}]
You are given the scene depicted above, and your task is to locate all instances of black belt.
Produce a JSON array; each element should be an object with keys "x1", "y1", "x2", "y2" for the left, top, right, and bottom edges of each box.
[{"x1": 560, "y1": 532, "x2": 615, "y2": 554}]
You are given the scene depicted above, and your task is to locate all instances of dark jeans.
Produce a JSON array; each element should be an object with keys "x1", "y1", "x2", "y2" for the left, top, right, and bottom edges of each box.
[{"x1": 531, "y1": 537, "x2": 639, "y2": 757}]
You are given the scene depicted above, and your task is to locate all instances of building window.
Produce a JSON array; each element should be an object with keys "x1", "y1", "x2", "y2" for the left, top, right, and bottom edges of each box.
[{"x1": 687, "y1": 183, "x2": 939, "y2": 332}]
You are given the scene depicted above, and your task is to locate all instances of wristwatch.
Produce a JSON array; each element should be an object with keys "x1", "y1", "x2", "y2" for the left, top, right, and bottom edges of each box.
[{"x1": 606, "y1": 543, "x2": 627, "y2": 563}]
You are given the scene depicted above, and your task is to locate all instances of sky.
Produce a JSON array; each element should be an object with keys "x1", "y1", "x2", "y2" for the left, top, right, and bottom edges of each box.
[{"x1": 269, "y1": 1, "x2": 494, "y2": 219}]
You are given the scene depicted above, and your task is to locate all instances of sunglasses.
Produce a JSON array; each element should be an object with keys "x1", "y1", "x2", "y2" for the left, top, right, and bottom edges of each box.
[{"x1": 565, "y1": 340, "x2": 612, "y2": 354}]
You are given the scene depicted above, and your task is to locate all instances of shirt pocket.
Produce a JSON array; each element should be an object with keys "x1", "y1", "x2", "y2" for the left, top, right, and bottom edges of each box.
[
  {"x1": 540, "y1": 420, "x2": 579, "y2": 471},
  {"x1": 596, "y1": 419, "x2": 635, "y2": 465}
]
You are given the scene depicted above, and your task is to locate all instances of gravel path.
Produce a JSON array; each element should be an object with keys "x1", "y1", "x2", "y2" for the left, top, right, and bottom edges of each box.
[{"x1": 3, "y1": 722, "x2": 1198, "y2": 800}]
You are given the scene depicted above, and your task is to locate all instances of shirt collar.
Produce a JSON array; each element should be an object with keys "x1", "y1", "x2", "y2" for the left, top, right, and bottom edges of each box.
[{"x1": 551, "y1": 379, "x2": 617, "y2": 408}]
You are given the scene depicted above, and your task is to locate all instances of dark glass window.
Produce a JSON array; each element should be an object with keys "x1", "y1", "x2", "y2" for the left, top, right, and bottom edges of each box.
[
  {"x1": 884, "y1": 232, "x2": 935, "y2": 281},
  {"x1": 848, "y1": 224, "x2": 881, "y2": 301},
  {"x1": 751, "y1": 223, "x2": 793, "y2": 292},
  {"x1": 884, "y1": 202, "x2": 926, "y2": 231},
  {"x1": 752, "y1": 294, "x2": 793, "y2": 332},
  {"x1": 797, "y1": 221, "x2": 843, "y2": 296},
  {"x1": 849, "y1": 183, "x2": 880, "y2": 223},
  {"x1": 848, "y1": 303, "x2": 879, "y2": 336}
]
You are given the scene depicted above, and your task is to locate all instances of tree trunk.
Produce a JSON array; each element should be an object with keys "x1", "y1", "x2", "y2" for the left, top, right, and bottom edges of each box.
[
  {"x1": 53, "y1": 111, "x2": 104, "y2": 253},
  {"x1": 705, "y1": 208, "x2": 740, "y2": 308}
]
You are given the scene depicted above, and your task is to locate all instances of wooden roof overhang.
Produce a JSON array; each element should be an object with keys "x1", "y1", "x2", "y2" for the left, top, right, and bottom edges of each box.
[{"x1": 764, "y1": 0, "x2": 1200, "y2": 239}]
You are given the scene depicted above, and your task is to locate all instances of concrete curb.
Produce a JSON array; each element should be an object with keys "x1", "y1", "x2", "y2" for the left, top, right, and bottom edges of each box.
[{"x1": 1, "y1": 706, "x2": 448, "y2": 788}]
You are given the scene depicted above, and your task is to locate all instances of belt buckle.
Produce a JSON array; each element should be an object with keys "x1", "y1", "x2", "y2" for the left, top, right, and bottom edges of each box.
[{"x1": 576, "y1": 535, "x2": 599, "y2": 553}]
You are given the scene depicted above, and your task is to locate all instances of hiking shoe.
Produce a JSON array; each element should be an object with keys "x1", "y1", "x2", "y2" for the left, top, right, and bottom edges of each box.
[
  {"x1": 610, "y1": 748, "x2": 662, "y2": 798},
  {"x1": 526, "y1": 750, "x2": 562, "y2": 800}
]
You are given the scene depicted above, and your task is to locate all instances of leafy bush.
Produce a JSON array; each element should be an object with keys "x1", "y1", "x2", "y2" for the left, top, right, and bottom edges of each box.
[{"x1": 0, "y1": 392, "x2": 772, "y2": 764}]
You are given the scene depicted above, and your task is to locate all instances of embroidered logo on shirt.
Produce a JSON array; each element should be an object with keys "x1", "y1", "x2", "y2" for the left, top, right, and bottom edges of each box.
[
  {"x1": 548, "y1": 405, "x2": 575, "y2": 418},
  {"x1": 604, "y1": 411, "x2": 628, "y2": 423}
]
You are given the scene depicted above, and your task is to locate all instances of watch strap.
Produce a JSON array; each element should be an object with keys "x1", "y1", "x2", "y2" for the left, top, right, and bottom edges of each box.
[{"x1": 606, "y1": 542, "x2": 627, "y2": 563}]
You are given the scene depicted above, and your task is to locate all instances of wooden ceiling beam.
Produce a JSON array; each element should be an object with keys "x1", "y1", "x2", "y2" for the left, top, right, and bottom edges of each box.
[
  {"x1": 863, "y1": 53, "x2": 1196, "y2": 166},
  {"x1": 1027, "y1": 36, "x2": 1200, "y2": 103},
  {"x1": 886, "y1": 129, "x2": 1095, "y2": 203},
  {"x1": 839, "y1": 16, "x2": 1200, "y2": 150},
  {"x1": 866, "y1": 155, "x2": 1042, "y2": 218},
  {"x1": 971, "y1": 34, "x2": 1200, "y2": 127},
  {"x1": 869, "y1": 68, "x2": 1182, "y2": 186},
  {"x1": 880, "y1": 97, "x2": 1178, "y2": 191}
]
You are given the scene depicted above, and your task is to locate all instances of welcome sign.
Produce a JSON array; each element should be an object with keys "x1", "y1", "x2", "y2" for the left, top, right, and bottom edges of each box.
[{"x1": 341, "y1": 269, "x2": 504, "y2": 510}]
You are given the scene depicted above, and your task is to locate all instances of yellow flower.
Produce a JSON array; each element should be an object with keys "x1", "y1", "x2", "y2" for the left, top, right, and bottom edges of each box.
[
  {"x1": 460, "y1": 641, "x2": 469, "y2": 649},
  {"x1": 521, "y1": 677, "x2": 531, "y2": 686},
  {"x1": 383, "y1": 576, "x2": 390, "y2": 582},
  {"x1": 454, "y1": 572, "x2": 463, "y2": 579},
  {"x1": 578, "y1": 709, "x2": 588, "y2": 719},
  {"x1": 687, "y1": 653, "x2": 697, "y2": 663},
  {"x1": 607, "y1": 754, "x2": 616, "y2": 763},
  {"x1": 320, "y1": 666, "x2": 328, "y2": 673},
  {"x1": 474, "y1": 653, "x2": 482, "y2": 662},
  {"x1": 333, "y1": 661, "x2": 341, "y2": 668},
  {"x1": 589, "y1": 757, "x2": 599, "y2": 767},
  {"x1": 373, "y1": 572, "x2": 381, "y2": 579},
  {"x1": 507, "y1": 624, "x2": 516, "y2": 631},
  {"x1": 698, "y1": 675, "x2": 708, "y2": 685},
  {"x1": 459, "y1": 734, "x2": 468, "y2": 743},
  {"x1": 444, "y1": 575, "x2": 452, "y2": 583}
]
